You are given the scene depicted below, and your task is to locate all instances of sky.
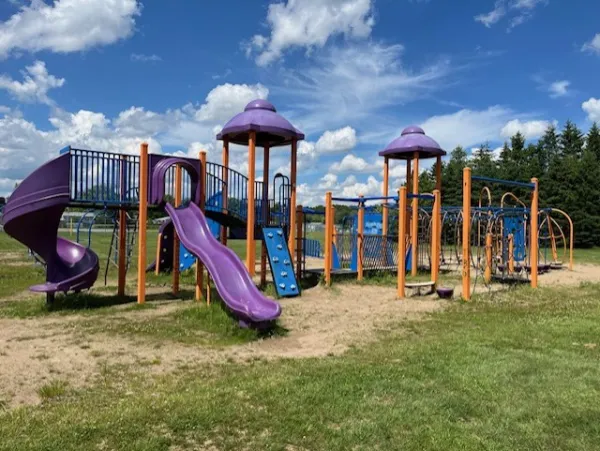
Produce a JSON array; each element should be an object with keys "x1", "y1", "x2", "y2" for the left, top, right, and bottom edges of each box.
[{"x1": 0, "y1": 0, "x2": 599, "y2": 204}]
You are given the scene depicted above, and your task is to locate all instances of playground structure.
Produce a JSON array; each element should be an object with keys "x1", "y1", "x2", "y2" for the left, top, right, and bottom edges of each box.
[
  {"x1": 2, "y1": 99, "x2": 305, "y2": 327},
  {"x1": 302, "y1": 126, "x2": 574, "y2": 300},
  {"x1": 2, "y1": 95, "x2": 577, "y2": 321}
]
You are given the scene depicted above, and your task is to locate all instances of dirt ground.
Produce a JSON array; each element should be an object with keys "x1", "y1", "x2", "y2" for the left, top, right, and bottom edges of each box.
[
  {"x1": 1, "y1": 262, "x2": 598, "y2": 408},
  {"x1": 0, "y1": 284, "x2": 443, "y2": 408}
]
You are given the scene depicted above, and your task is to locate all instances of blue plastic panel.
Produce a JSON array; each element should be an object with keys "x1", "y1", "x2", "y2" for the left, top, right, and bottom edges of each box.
[{"x1": 262, "y1": 227, "x2": 300, "y2": 297}]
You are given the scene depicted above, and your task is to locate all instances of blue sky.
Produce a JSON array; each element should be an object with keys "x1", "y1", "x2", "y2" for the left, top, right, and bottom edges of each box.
[{"x1": 0, "y1": 0, "x2": 599, "y2": 203}]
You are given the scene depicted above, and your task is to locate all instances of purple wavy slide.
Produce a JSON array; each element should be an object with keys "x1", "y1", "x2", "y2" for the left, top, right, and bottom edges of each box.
[
  {"x1": 165, "y1": 202, "x2": 281, "y2": 326},
  {"x1": 2, "y1": 154, "x2": 99, "y2": 299}
]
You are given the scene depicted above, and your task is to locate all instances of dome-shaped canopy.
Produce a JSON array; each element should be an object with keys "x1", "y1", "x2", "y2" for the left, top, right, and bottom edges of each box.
[
  {"x1": 379, "y1": 126, "x2": 446, "y2": 160},
  {"x1": 217, "y1": 99, "x2": 304, "y2": 147}
]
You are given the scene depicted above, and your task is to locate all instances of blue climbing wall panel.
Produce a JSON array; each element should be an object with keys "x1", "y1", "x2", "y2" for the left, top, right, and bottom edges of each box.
[
  {"x1": 262, "y1": 227, "x2": 300, "y2": 297},
  {"x1": 503, "y1": 215, "x2": 526, "y2": 261}
]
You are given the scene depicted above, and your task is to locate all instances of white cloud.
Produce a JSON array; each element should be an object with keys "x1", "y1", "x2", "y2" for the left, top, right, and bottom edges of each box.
[
  {"x1": 318, "y1": 173, "x2": 338, "y2": 189},
  {"x1": 329, "y1": 154, "x2": 376, "y2": 173},
  {"x1": 475, "y1": 1, "x2": 506, "y2": 27},
  {"x1": 0, "y1": 81, "x2": 278, "y2": 193},
  {"x1": 0, "y1": 61, "x2": 64, "y2": 104},
  {"x1": 315, "y1": 126, "x2": 357, "y2": 153},
  {"x1": 420, "y1": 106, "x2": 515, "y2": 150},
  {"x1": 582, "y1": 33, "x2": 600, "y2": 55},
  {"x1": 582, "y1": 98, "x2": 600, "y2": 122},
  {"x1": 247, "y1": 0, "x2": 375, "y2": 66},
  {"x1": 195, "y1": 83, "x2": 269, "y2": 122},
  {"x1": 475, "y1": 0, "x2": 547, "y2": 30},
  {"x1": 131, "y1": 53, "x2": 162, "y2": 63},
  {"x1": 0, "y1": 0, "x2": 141, "y2": 59},
  {"x1": 340, "y1": 175, "x2": 382, "y2": 198},
  {"x1": 278, "y1": 42, "x2": 451, "y2": 133},
  {"x1": 500, "y1": 119, "x2": 554, "y2": 139},
  {"x1": 548, "y1": 80, "x2": 570, "y2": 98}
]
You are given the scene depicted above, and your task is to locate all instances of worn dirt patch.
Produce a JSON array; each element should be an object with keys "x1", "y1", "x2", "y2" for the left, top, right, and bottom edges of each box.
[{"x1": 0, "y1": 283, "x2": 442, "y2": 408}]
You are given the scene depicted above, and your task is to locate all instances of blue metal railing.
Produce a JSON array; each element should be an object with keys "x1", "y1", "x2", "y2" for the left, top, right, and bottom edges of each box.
[{"x1": 68, "y1": 147, "x2": 140, "y2": 206}]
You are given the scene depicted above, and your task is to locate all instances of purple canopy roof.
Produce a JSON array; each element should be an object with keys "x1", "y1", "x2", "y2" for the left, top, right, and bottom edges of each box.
[
  {"x1": 217, "y1": 99, "x2": 304, "y2": 147},
  {"x1": 379, "y1": 126, "x2": 446, "y2": 160}
]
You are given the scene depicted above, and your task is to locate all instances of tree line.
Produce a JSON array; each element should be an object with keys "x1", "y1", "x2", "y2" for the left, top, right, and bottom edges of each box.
[{"x1": 418, "y1": 121, "x2": 600, "y2": 248}]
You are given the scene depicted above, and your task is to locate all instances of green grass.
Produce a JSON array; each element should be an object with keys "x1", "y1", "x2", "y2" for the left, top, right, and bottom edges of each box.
[
  {"x1": 37, "y1": 380, "x2": 69, "y2": 402},
  {"x1": 1, "y1": 283, "x2": 600, "y2": 449},
  {"x1": 79, "y1": 300, "x2": 283, "y2": 347},
  {"x1": 574, "y1": 247, "x2": 600, "y2": 265}
]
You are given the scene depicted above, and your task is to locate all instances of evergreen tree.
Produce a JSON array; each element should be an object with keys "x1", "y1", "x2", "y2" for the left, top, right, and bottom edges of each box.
[
  {"x1": 440, "y1": 146, "x2": 467, "y2": 206},
  {"x1": 559, "y1": 120, "x2": 585, "y2": 158},
  {"x1": 471, "y1": 143, "x2": 497, "y2": 177},
  {"x1": 586, "y1": 122, "x2": 600, "y2": 161}
]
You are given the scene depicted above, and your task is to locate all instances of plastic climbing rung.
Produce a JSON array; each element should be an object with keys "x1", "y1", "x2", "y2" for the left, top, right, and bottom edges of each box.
[
  {"x1": 277, "y1": 244, "x2": 283, "y2": 250},
  {"x1": 268, "y1": 232, "x2": 273, "y2": 238},
  {"x1": 273, "y1": 257, "x2": 280, "y2": 263},
  {"x1": 277, "y1": 230, "x2": 283, "y2": 236},
  {"x1": 283, "y1": 259, "x2": 290, "y2": 265},
  {"x1": 279, "y1": 283, "x2": 286, "y2": 289},
  {"x1": 281, "y1": 271, "x2": 288, "y2": 277}
]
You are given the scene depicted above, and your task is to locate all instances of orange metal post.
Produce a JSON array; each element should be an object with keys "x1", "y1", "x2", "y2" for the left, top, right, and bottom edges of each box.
[
  {"x1": 173, "y1": 164, "x2": 182, "y2": 296},
  {"x1": 247, "y1": 131, "x2": 256, "y2": 275},
  {"x1": 136, "y1": 143, "x2": 149, "y2": 304},
  {"x1": 296, "y1": 205, "x2": 303, "y2": 279},
  {"x1": 288, "y1": 139, "x2": 298, "y2": 261},
  {"x1": 435, "y1": 156, "x2": 442, "y2": 191},
  {"x1": 206, "y1": 275, "x2": 211, "y2": 306},
  {"x1": 431, "y1": 189, "x2": 441, "y2": 285},
  {"x1": 324, "y1": 192, "x2": 332, "y2": 286},
  {"x1": 508, "y1": 234, "x2": 515, "y2": 273},
  {"x1": 196, "y1": 151, "x2": 207, "y2": 302},
  {"x1": 117, "y1": 157, "x2": 127, "y2": 297},
  {"x1": 484, "y1": 232, "x2": 492, "y2": 283},
  {"x1": 411, "y1": 153, "x2": 419, "y2": 276},
  {"x1": 462, "y1": 167, "x2": 472, "y2": 301},
  {"x1": 530, "y1": 177, "x2": 539, "y2": 288},
  {"x1": 221, "y1": 139, "x2": 229, "y2": 245},
  {"x1": 397, "y1": 187, "x2": 407, "y2": 298},
  {"x1": 382, "y1": 157, "x2": 389, "y2": 236},
  {"x1": 357, "y1": 195, "x2": 364, "y2": 281},
  {"x1": 155, "y1": 232, "x2": 162, "y2": 276},
  {"x1": 260, "y1": 145, "x2": 270, "y2": 286}
]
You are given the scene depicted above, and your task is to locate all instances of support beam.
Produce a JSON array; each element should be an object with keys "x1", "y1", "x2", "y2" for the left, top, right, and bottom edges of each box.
[
  {"x1": 324, "y1": 192, "x2": 333, "y2": 287},
  {"x1": 288, "y1": 139, "x2": 298, "y2": 261},
  {"x1": 261, "y1": 145, "x2": 270, "y2": 286},
  {"x1": 357, "y1": 195, "x2": 364, "y2": 281},
  {"x1": 431, "y1": 189, "x2": 441, "y2": 285},
  {"x1": 411, "y1": 153, "x2": 419, "y2": 277},
  {"x1": 173, "y1": 164, "x2": 182, "y2": 296},
  {"x1": 136, "y1": 143, "x2": 149, "y2": 304},
  {"x1": 246, "y1": 132, "x2": 256, "y2": 275},
  {"x1": 296, "y1": 205, "x2": 303, "y2": 280},
  {"x1": 397, "y1": 187, "x2": 407, "y2": 298},
  {"x1": 435, "y1": 155, "x2": 442, "y2": 192},
  {"x1": 221, "y1": 139, "x2": 229, "y2": 245},
  {"x1": 197, "y1": 151, "x2": 207, "y2": 301},
  {"x1": 462, "y1": 167, "x2": 472, "y2": 301},
  {"x1": 530, "y1": 177, "x2": 539, "y2": 288}
]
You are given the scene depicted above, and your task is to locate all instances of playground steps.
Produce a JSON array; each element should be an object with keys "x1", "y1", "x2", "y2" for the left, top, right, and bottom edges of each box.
[
  {"x1": 262, "y1": 227, "x2": 300, "y2": 298},
  {"x1": 405, "y1": 281, "x2": 435, "y2": 295}
]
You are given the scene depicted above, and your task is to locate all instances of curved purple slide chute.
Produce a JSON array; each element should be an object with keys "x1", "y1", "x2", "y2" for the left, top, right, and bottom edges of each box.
[
  {"x1": 165, "y1": 202, "x2": 281, "y2": 326},
  {"x1": 2, "y1": 154, "x2": 99, "y2": 298}
]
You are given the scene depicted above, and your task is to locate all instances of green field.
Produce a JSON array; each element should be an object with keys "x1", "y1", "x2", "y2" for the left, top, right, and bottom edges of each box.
[{"x1": 1, "y1": 231, "x2": 600, "y2": 450}]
